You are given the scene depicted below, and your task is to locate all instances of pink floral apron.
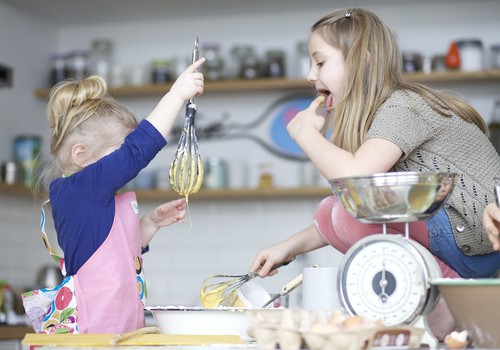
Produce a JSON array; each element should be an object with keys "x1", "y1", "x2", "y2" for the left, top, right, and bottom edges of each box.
[{"x1": 22, "y1": 192, "x2": 147, "y2": 334}]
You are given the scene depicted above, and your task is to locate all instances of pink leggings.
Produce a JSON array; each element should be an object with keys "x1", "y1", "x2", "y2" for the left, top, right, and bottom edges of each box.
[{"x1": 313, "y1": 196, "x2": 459, "y2": 278}]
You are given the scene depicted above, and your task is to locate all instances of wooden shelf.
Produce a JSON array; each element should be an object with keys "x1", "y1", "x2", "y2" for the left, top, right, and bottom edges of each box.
[
  {"x1": 33, "y1": 69, "x2": 500, "y2": 99},
  {"x1": 0, "y1": 182, "x2": 332, "y2": 201},
  {"x1": 0, "y1": 183, "x2": 33, "y2": 197},
  {"x1": 0, "y1": 325, "x2": 34, "y2": 340},
  {"x1": 34, "y1": 78, "x2": 315, "y2": 99},
  {"x1": 405, "y1": 69, "x2": 500, "y2": 83},
  {"x1": 135, "y1": 186, "x2": 332, "y2": 201}
]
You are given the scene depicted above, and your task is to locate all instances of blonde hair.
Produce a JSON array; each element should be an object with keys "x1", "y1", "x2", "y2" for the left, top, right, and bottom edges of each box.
[
  {"x1": 312, "y1": 8, "x2": 487, "y2": 153},
  {"x1": 35, "y1": 75, "x2": 137, "y2": 200}
]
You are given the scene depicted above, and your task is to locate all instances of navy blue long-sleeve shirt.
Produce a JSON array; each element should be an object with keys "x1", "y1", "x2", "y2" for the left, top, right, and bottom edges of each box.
[{"x1": 49, "y1": 120, "x2": 166, "y2": 276}]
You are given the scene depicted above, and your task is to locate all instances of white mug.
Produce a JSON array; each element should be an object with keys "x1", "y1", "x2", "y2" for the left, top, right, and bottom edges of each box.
[{"x1": 302, "y1": 267, "x2": 342, "y2": 313}]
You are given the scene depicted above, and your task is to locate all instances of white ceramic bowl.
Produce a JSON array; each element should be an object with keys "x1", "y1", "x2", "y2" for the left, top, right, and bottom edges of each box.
[
  {"x1": 236, "y1": 280, "x2": 272, "y2": 308},
  {"x1": 432, "y1": 278, "x2": 500, "y2": 348},
  {"x1": 146, "y1": 306, "x2": 253, "y2": 341}
]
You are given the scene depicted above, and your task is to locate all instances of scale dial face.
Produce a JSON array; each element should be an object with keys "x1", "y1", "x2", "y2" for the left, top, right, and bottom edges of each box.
[{"x1": 339, "y1": 235, "x2": 431, "y2": 326}]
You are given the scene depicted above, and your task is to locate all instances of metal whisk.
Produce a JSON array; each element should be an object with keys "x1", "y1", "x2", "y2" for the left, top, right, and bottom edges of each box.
[
  {"x1": 169, "y1": 37, "x2": 203, "y2": 204},
  {"x1": 200, "y1": 260, "x2": 294, "y2": 308},
  {"x1": 200, "y1": 271, "x2": 261, "y2": 307}
]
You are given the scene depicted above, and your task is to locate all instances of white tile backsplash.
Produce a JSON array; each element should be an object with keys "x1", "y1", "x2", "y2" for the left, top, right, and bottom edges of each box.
[{"x1": 0, "y1": 192, "x2": 343, "y2": 310}]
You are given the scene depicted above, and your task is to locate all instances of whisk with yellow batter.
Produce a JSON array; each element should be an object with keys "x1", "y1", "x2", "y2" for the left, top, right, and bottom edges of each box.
[
  {"x1": 169, "y1": 37, "x2": 203, "y2": 208},
  {"x1": 200, "y1": 260, "x2": 294, "y2": 308}
]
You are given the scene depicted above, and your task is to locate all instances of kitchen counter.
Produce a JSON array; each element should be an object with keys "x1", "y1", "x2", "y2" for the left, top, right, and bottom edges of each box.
[
  {"x1": 0, "y1": 325, "x2": 34, "y2": 340},
  {"x1": 22, "y1": 333, "x2": 247, "y2": 348}
]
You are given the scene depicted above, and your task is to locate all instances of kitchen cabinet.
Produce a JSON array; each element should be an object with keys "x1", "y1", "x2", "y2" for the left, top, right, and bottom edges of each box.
[{"x1": 33, "y1": 69, "x2": 500, "y2": 99}]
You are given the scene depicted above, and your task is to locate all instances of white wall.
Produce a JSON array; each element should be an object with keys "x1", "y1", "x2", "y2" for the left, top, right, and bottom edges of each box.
[
  {"x1": 1, "y1": 0, "x2": 500, "y2": 309},
  {"x1": 0, "y1": 1, "x2": 55, "y2": 161}
]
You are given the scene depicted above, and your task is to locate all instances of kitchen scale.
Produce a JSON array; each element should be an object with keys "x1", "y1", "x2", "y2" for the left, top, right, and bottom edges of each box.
[{"x1": 329, "y1": 172, "x2": 457, "y2": 348}]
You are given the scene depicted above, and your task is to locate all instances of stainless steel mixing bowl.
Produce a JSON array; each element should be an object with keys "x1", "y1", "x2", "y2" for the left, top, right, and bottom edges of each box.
[{"x1": 329, "y1": 172, "x2": 457, "y2": 223}]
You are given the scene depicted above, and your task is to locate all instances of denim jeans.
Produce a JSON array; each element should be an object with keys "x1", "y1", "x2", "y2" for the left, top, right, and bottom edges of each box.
[{"x1": 426, "y1": 208, "x2": 500, "y2": 278}]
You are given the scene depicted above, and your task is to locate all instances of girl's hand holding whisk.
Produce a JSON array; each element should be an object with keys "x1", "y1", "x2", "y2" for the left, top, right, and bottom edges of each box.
[
  {"x1": 140, "y1": 198, "x2": 187, "y2": 247},
  {"x1": 249, "y1": 240, "x2": 296, "y2": 278},
  {"x1": 146, "y1": 57, "x2": 205, "y2": 138},
  {"x1": 170, "y1": 57, "x2": 206, "y2": 102}
]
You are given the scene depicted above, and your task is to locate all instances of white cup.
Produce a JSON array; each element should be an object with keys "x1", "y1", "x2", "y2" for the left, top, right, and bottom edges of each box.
[{"x1": 302, "y1": 267, "x2": 342, "y2": 313}]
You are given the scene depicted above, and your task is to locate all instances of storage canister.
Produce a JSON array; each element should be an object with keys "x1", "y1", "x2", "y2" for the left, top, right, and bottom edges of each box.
[
  {"x1": 231, "y1": 45, "x2": 260, "y2": 79},
  {"x1": 264, "y1": 49, "x2": 286, "y2": 78},
  {"x1": 1, "y1": 161, "x2": 18, "y2": 185},
  {"x1": 456, "y1": 39, "x2": 483, "y2": 71},
  {"x1": 490, "y1": 44, "x2": 500, "y2": 69},
  {"x1": 203, "y1": 156, "x2": 228, "y2": 189},
  {"x1": 296, "y1": 41, "x2": 310, "y2": 78},
  {"x1": 14, "y1": 135, "x2": 41, "y2": 188},
  {"x1": 49, "y1": 52, "x2": 70, "y2": 86},
  {"x1": 151, "y1": 59, "x2": 173, "y2": 84},
  {"x1": 89, "y1": 39, "x2": 114, "y2": 82},
  {"x1": 202, "y1": 42, "x2": 224, "y2": 81},
  {"x1": 402, "y1": 52, "x2": 423, "y2": 73},
  {"x1": 68, "y1": 49, "x2": 90, "y2": 80}
]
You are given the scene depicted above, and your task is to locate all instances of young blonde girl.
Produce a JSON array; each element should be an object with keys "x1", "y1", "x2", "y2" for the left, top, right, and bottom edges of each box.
[
  {"x1": 250, "y1": 8, "x2": 500, "y2": 339},
  {"x1": 23, "y1": 58, "x2": 205, "y2": 334}
]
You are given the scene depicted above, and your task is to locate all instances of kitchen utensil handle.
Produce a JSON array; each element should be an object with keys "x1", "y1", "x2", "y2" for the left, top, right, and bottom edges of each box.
[
  {"x1": 248, "y1": 257, "x2": 296, "y2": 280},
  {"x1": 189, "y1": 36, "x2": 200, "y2": 105},
  {"x1": 261, "y1": 268, "x2": 308, "y2": 308},
  {"x1": 109, "y1": 326, "x2": 160, "y2": 345},
  {"x1": 260, "y1": 273, "x2": 302, "y2": 308},
  {"x1": 281, "y1": 273, "x2": 303, "y2": 294},
  {"x1": 277, "y1": 263, "x2": 318, "y2": 297}
]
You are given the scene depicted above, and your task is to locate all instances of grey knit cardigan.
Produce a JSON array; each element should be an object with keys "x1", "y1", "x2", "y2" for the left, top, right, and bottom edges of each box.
[{"x1": 366, "y1": 90, "x2": 500, "y2": 256}]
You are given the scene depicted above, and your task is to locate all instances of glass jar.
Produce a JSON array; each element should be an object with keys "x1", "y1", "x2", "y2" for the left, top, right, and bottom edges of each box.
[
  {"x1": 68, "y1": 49, "x2": 90, "y2": 80},
  {"x1": 14, "y1": 135, "x2": 41, "y2": 188},
  {"x1": 89, "y1": 39, "x2": 114, "y2": 82},
  {"x1": 203, "y1": 156, "x2": 229, "y2": 189},
  {"x1": 296, "y1": 41, "x2": 310, "y2": 78},
  {"x1": 490, "y1": 44, "x2": 500, "y2": 69},
  {"x1": 258, "y1": 162, "x2": 274, "y2": 189},
  {"x1": 457, "y1": 39, "x2": 483, "y2": 71},
  {"x1": 264, "y1": 49, "x2": 286, "y2": 78},
  {"x1": 49, "y1": 52, "x2": 70, "y2": 86},
  {"x1": 202, "y1": 42, "x2": 224, "y2": 80},
  {"x1": 231, "y1": 45, "x2": 260, "y2": 79},
  {"x1": 431, "y1": 55, "x2": 446, "y2": 72},
  {"x1": 151, "y1": 59, "x2": 173, "y2": 84},
  {"x1": 402, "y1": 52, "x2": 423, "y2": 73}
]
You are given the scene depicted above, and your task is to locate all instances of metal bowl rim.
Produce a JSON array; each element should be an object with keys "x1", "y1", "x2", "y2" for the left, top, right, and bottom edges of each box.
[{"x1": 328, "y1": 171, "x2": 457, "y2": 186}]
